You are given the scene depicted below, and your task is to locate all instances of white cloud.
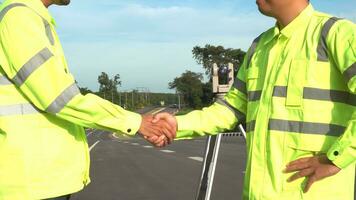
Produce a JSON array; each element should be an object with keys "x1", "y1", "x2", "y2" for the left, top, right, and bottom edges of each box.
[
  {"x1": 53, "y1": 3, "x2": 272, "y2": 46},
  {"x1": 121, "y1": 4, "x2": 195, "y2": 17}
]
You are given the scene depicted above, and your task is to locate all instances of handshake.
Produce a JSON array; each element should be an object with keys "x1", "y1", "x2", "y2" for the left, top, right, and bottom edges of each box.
[{"x1": 138, "y1": 113, "x2": 178, "y2": 147}]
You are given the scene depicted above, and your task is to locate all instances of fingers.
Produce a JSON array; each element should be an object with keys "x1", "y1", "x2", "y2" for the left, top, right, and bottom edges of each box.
[
  {"x1": 284, "y1": 155, "x2": 342, "y2": 193},
  {"x1": 159, "y1": 120, "x2": 176, "y2": 143},
  {"x1": 149, "y1": 135, "x2": 167, "y2": 148},
  {"x1": 287, "y1": 168, "x2": 314, "y2": 182},
  {"x1": 139, "y1": 115, "x2": 167, "y2": 138},
  {"x1": 152, "y1": 112, "x2": 177, "y2": 143},
  {"x1": 145, "y1": 135, "x2": 167, "y2": 148},
  {"x1": 160, "y1": 126, "x2": 173, "y2": 144},
  {"x1": 139, "y1": 115, "x2": 157, "y2": 136},
  {"x1": 152, "y1": 112, "x2": 177, "y2": 131},
  {"x1": 155, "y1": 136, "x2": 168, "y2": 148},
  {"x1": 152, "y1": 113, "x2": 169, "y2": 123},
  {"x1": 285, "y1": 161, "x2": 311, "y2": 172},
  {"x1": 304, "y1": 176, "x2": 317, "y2": 193},
  {"x1": 287, "y1": 157, "x2": 312, "y2": 166},
  {"x1": 139, "y1": 113, "x2": 176, "y2": 146}
]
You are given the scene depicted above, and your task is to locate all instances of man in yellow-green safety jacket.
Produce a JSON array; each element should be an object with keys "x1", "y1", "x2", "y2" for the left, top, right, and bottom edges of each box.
[
  {"x1": 152, "y1": 0, "x2": 355, "y2": 199},
  {"x1": 0, "y1": 0, "x2": 175, "y2": 199}
]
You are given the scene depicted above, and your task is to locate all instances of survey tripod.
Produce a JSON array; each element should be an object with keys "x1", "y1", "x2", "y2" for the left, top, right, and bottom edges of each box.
[{"x1": 195, "y1": 63, "x2": 247, "y2": 200}]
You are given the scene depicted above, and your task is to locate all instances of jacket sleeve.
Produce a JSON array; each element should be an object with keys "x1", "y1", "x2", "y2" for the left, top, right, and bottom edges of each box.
[
  {"x1": 176, "y1": 57, "x2": 248, "y2": 139},
  {"x1": 326, "y1": 19, "x2": 356, "y2": 169},
  {"x1": 0, "y1": 7, "x2": 141, "y2": 135}
]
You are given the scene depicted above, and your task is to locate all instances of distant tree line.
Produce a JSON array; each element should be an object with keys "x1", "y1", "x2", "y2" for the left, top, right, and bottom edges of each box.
[
  {"x1": 78, "y1": 44, "x2": 246, "y2": 110},
  {"x1": 78, "y1": 72, "x2": 178, "y2": 111}
]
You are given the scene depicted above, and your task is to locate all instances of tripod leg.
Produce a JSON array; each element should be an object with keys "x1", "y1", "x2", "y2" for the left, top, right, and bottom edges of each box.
[
  {"x1": 238, "y1": 124, "x2": 247, "y2": 140},
  {"x1": 195, "y1": 134, "x2": 223, "y2": 200}
]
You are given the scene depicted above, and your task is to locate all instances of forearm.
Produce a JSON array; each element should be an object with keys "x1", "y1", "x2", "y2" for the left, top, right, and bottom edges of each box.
[
  {"x1": 55, "y1": 93, "x2": 142, "y2": 135},
  {"x1": 176, "y1": 102, "x2": 239, "y2": 139}
]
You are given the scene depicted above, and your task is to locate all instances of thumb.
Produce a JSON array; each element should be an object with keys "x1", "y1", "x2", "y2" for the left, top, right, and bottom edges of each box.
[{"x1": 152, "y1": 112, "x2": 167, "y2": 123}]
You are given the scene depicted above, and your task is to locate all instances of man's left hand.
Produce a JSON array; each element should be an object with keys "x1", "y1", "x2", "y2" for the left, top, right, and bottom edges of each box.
[{"x1": 284, "y1": 155, "x2": 341, "y2": 193}]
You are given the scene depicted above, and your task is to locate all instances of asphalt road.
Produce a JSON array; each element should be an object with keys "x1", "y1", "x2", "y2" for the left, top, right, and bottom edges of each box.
[
  {"x1": 71, "y1": 107, "x2": 356, "y2": 200},
  {"x1": 71, "y1": 107, "x2": 246, "y2": 200}
]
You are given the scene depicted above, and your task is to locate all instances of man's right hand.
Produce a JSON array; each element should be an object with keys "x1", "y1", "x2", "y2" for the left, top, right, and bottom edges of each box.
[{"x1": 138, "y1": 115, "x2": 176, "y2": 147}]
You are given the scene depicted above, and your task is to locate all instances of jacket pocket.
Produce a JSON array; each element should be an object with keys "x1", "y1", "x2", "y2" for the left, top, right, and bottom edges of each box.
[
  {"x1": 284, "y1": 136, "x2": 354, "y2": 199},
  {"x1": 282, "y1": 134, "x2": 336, "y2": 192},
  {"x1": 247, "y1": 67, "x2": 259, "y2": 80},
  {"x1": 246, "y1": 67, "x2": 262, "y2": 101},
  {"x1": 286, "y1": 60, "x2": 308, "y2": 108}
]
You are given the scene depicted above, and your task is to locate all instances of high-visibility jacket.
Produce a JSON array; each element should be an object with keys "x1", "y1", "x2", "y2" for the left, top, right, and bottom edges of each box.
[
  {"x1": 0, "y1": 0, "x2": 142, "y2": 199},
  {"x1": 177, "y1": 4, "x2": 355, "y2": 200}
]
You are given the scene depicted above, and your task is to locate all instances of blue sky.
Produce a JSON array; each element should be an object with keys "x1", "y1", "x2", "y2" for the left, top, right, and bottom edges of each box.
[{"x1": 47, "y1": 0, "x2": 356, "y2": 93}]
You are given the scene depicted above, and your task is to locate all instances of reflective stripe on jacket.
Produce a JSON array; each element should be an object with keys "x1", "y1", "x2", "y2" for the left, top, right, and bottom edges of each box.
[
  {"x1": 0, "y1": 0, "x2": 142, "y2": 199},
  {"x1": 176, "y1": 4, "x2": 355, "y2": 200}
]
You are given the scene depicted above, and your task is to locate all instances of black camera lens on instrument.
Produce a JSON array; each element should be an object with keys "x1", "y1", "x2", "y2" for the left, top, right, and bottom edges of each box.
[{"x1": 218, "y1": 64, "x2": 230, "y2": 85}]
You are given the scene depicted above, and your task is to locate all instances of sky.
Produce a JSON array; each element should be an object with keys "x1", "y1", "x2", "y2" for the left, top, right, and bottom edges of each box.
[{"x1": 44, "y1": 0, "x2": 356, "y2": 93}]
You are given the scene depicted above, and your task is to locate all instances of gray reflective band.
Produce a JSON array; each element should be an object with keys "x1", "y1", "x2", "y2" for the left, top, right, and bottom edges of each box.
[
  {"x1": 216, "y1": 98, "x2": 246, "y2": 122},
  {"x1": 43, "y1": 18, "x2": 55, "y2": 45},
  {"x1": 46, "y1": 83, "x2": 80, "y2": 114},
  {"x1": 233, "y1": 78, "x2": 247, "y2": 95},
  {"x1": 272, "y1": 86, "x2": 287, "y2": 97},
  {"x1": 268, "y1": 119, "x2": 345, "y2": 137},
  {"x1": 246, "y1": 34, "x2": 262, "y2": 68},
  {"x1": 246, "y1": 121, "x2": 256, "y2": 132},
  {"x1": 317, "y1": 17, "x2": 341, "y2": 62},
  {"x1": 12, "y1": 48, "x2": 53, "y2": 86},
  {"x1": 343, "y1": 63, "x2": 356, "y2": 83},
  {"x1": 273, "y1": 86, "x2": 355, "y2": 106},
  {"x1": 303, "y1": 87, "x2": 356, "y2": 106},
  {"x1": 0, "y1": 75, "x2": 12, "y2": 85},
  {"x1": 0, "y1": 3, "x2": 26, "y2": 21},
  {"x1": 0, "y1": 103, "x2": 40, "y2": 116},
  {"x1": 248, "y1": 90, "x2": 262, "y2": 101}
]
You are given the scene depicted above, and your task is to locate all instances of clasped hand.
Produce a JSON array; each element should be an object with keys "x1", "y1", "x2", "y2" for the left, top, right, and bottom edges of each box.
[{"x1": 138, "y1": 113, "x2": 177, "y2": 147}]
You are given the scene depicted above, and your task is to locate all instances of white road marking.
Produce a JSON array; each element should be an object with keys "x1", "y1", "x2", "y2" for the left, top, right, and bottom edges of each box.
[
  {"x1": 89, "y1": 140, "x2": 100, "y2": 152},
  {"x1": 131, "y1": 143, "x2": 140, "y2": 146},
  {"x1": 160, "y1": 150, "x2": 175, "y2": 153},
  {"x1": 151, "y1": 107, "x2": 167, "y2": 115},
  {"x1": 86, "y1": 130, "x2": 93, "y2": 137},
  {"x1": 143, "y1": 145, "x2": 153, "y2": 148},
  {"x1": 188, "y1": 157, "x2": 204, "y2": 162},
  {"x1": 112, "y1": 133, "x2": 119, "y2": 139},
  {"x1": 124, "y1": 141, "x2": 129, "y2": 144}
]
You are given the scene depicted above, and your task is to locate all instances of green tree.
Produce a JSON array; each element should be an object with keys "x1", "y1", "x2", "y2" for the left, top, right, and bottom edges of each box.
[
  {"x1": 192, "y1": 44, "x2": 246, "y2": 78},
  {"x1": 169, "y1": 70, "x2": 204, "y2": 108},
  {"x1": 97, "y1": 72, "x2": 121, "y2": 102},
  {"x1": 201, "y1": 82, "x2": 213, "y2": 105}
]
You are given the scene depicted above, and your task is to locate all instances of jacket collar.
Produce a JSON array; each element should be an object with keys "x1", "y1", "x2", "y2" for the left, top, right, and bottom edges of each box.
[
  {"x1": 278, "y1": 3, "x2": 314, "y2": 39},
  {"x1": 262, "y1": 4, "x2": 314, "y2": 46}
]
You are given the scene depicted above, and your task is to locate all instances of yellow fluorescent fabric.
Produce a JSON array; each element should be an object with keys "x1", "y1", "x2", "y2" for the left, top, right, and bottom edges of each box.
[
  {"x1": 176, "y1": 4, "x2": 355, "y2": 200},
  {"x1": 0, "y1": 0, "x2": 141, "y2": 199}
]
